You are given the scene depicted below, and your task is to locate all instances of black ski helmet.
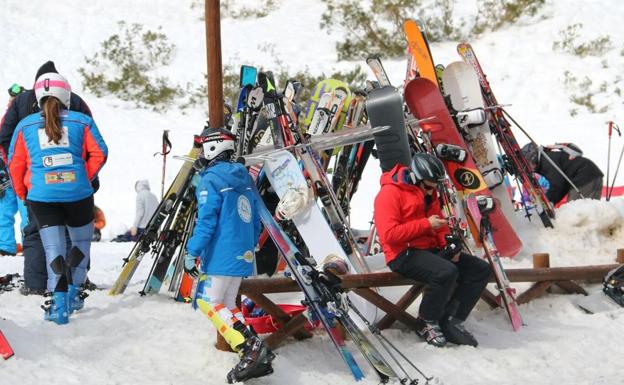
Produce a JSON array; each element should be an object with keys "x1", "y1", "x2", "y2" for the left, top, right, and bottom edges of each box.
[
  {"x1": 195, "y1": 127, "x2": 236, "y2": 161},
  {"x1": 410, "y1": 153, "x2": 445, "y2": 183},
  {"x1": 521, "y1": 143, "x2": 540, "y2": 166}
]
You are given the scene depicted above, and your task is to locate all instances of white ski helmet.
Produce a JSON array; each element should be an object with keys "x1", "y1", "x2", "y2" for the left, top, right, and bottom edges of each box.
[
  {"x1": 34, "y1": 72, "x2": 71, "y2": 108},
  {"x1": 197, "y1": 127, "x2": 236, "y2": 161}
]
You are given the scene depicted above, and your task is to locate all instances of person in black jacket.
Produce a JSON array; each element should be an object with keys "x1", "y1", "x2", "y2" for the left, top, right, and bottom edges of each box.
[
  {"x1": 0, "y1": 61, "x2": 94, "y2": 295},
  {"x1": 521, "y1": 143, "x2": 603, "y2": 205}
]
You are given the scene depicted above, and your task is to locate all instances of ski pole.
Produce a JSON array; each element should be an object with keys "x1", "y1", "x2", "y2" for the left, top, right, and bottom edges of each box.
[
  {"x1": 606, "y1": 121, "x2": 621, "y2": 201},
  {"x1": 501, "y1": 108, "x2": 585, "y2": 198},
  {"x1": 153, "y1": 130, "x2": 172, "y2": 200},
  {"x1": 608, "y1": 137, "x2": 624, "y2": 201}
]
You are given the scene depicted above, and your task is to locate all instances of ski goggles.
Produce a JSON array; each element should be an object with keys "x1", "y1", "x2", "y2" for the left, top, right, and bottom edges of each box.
[{"x1": 8, "y1": 84, "x2": 24, "y2": 97}]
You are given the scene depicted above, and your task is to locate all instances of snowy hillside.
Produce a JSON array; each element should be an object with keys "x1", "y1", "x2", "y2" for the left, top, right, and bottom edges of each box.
[{"x1": 1, "y1": 1, "x2": 623, "y2": 385}]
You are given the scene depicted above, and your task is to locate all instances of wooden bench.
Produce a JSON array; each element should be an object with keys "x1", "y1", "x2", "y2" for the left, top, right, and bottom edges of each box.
[{"x1": 233, "y1": 255, "x2": 621, "y2": 350}]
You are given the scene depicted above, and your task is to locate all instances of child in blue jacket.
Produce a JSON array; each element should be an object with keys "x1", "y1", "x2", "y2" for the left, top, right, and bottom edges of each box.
[{"x1": 183, "y1": 127, "x2": 273, "y2": 383}]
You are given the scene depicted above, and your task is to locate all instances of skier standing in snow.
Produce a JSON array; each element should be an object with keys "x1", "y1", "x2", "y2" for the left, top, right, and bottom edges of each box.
[
  {"x1": 374, "y1": 154, "x2": 490, "y2": 347},
  {"x1": 0, "y1": 83, "x2": 28, "y2": 256},
  {"x1": 521, "y1": 142, "x2": 603, "y2": 204},
  {"x1": 183, "y1": 127, "x2": 274, "y2": 383},
  {"x1": 8, "y1": 72, "x2": 107, "y2": 324},
  {"x1": 0, "y1": 61, "x2": 94, "y2": 296}
]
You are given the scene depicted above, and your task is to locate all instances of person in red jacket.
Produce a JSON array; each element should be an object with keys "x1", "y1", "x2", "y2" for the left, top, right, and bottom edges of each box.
[{"x1": 374, "y1": 153, "x2": 490, "y2": 347}]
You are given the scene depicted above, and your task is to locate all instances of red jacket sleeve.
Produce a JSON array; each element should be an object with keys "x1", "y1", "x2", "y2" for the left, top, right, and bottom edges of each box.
[
  {"x1": 83, "y1": 126, "x2": 107, "y2": 180},
  {"x1": 374, "y1": 185, "x2": 432, "y2": 244},
  {"x1": 8, "y1": 131, "x2": 29, "y2": 200}
]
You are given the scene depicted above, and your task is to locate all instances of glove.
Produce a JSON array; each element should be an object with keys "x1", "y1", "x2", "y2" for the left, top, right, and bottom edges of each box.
[
  {"x1": 440, "y1": 235, "x2": 462, "y2": 260},
  {"x1": 184, "y1": 253, "x2": 200, "y2": 279},
  {"x1": 91, "y1": 176, "x2": 100, "y2": 193}
]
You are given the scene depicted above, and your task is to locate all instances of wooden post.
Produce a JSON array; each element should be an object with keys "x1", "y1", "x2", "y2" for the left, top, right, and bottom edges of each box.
[
  {"x1": 533, "y1": 253, "x2": 550, "y2": 268},
  {"x1": 205, "y1": 0, "x2": 224, "y2": 128},
  {"x1": 617, "y1": 249, "x2": 624, "y2": 264}
]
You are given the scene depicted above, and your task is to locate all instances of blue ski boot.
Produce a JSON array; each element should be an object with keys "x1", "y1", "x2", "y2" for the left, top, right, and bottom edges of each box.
[
  {"x1": 68, "y1": 284, "x2": 89, "y2": 314},
  {"x1": 42, "y1": 291, "x2": 69, "y2": 325}
]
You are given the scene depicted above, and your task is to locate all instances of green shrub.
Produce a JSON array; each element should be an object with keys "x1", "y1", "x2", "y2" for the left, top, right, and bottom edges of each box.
[
  {"x1": 191, "y1": 0, "x2": 279, "y2": 19},
  {"x1": 472, "y1": 0, "x2": 545, "y2": 34},
  {"x1": 78, "y1": 21, "x2": 185, "y2": 112},
  {"x1": 552, "y1": 23, "x2": 612, "y2": 57}
]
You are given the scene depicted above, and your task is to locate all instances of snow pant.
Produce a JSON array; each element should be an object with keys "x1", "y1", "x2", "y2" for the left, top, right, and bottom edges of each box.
[
  {"x1": 568, "y1": 177, "x2": 603, "y2": 201},
  {"x1": 194, "y1": 275, "x2": 247, "y2": 351},
  {"x1": 28, "y1": 196, "x2": 94, "y2": 292},
  {"x1": 0, "y1": 186, "x2": 28, "y2": 254},
  {"x1": 388, "y1": 248, "x2": 491, "y2": 322}
]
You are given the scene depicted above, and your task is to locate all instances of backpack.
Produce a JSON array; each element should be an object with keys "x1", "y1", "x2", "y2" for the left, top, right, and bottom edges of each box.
[
  {"x1": 603, "y1": 265, "x2": 624, "y2": 307},
  {"x1": 544, "y1": 143, "x2": 583, "y2": 160}
]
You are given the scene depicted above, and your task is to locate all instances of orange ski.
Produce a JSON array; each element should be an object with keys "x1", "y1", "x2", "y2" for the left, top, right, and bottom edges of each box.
[{"x1": 403, "y1": 19, "x2": 438, "y2": 86}]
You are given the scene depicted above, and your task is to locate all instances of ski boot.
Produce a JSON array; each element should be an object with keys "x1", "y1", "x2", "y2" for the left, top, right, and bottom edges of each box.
[
  {"x1": 440, "y1": 316, "x2": 478, "y2": 347},
  {"x1": 68, "y1": 284, "x2": 89, "y2": 314},
  {"x1": 226, "y1": 336, "x2": 274, "y2": 383},
  {"x1": 415, "y1": 317, "x2": 446, "y2": 347},
  {"x1": 42, "y1": 291, "x2": 69, "y2": 325}
]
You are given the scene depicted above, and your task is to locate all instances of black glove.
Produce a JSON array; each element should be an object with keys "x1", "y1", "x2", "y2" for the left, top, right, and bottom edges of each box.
[
  {"x1": 91, "y1": 176, "x2": 100, "y2": 193},
  {"x1": 440, "y1": 235, "x2": 462, "y2": 260}
]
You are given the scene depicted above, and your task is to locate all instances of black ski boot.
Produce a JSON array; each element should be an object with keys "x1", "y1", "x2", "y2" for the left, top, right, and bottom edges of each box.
[
  {"x1": 440, "y1": 316, "x2": 478, "y2": 347},
  {"x1": 415, "y1": 317, "x2": 446, "y2": 347},
  {"x1": 226, "y1": 336, "x2": 274, "y2": 383}
]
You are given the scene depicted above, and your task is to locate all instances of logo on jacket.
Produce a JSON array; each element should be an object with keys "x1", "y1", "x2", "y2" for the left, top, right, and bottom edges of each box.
[
  {"x1": 454, "y1": 168, "x2": 480, "y2": 190},
  {"x1": 38, "y1": 127, "x2": 69, "y2": 149},
  {"x1": 42, "y1": 153, "x2": 73, "y2": 167},
  {"x1": 237, "y1": 195, "x2": 252, "y2": 223},
  {"x1": 236, "y1": 250, "x2": 254, "y2": 263},
  {"x1": 44, "y1": 171, "x2": 76, "y2": 184}
]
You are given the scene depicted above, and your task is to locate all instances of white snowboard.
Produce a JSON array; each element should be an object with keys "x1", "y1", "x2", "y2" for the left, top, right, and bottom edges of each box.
[
  {"x1": 443, "y1": 61, "x2": 517, "y2": 219},
  {"x1": 264, "y1": 150, "x2": 381, "y2": 323}
]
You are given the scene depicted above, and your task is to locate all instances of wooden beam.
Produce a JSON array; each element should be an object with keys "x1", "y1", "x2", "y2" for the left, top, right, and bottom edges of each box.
[
  {"x1": 516, "y1": 280, "x2": 555, "y2": 304},
  {"x1": 244, "y1": 292, "x2": 312, "y2": 341},
  {"x1": 376, "y1": 284, "x2": 424, "y2": 330},
  {"x1": 205, "y1": 0, "x2": 224, "y2": 128},
  {"x1": 264, "y1": 312, "x2": 310, "y2": 350},
  {"x1": 352, "y1": 288, "x2": 421, "y2": 331}
]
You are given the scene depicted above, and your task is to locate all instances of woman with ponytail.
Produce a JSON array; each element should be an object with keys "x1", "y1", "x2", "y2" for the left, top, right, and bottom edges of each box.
[{"x1": 8, "y1": 72, "x2": 108, "y2": 325}]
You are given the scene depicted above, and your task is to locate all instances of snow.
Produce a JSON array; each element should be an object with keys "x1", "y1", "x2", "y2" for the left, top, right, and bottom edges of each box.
[{"x1": 1, "y1": 1, "x2": 623, "y2": 384}]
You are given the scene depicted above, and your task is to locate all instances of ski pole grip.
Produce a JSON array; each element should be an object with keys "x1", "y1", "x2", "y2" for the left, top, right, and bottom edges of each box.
[
  {"x1": 532, "y1": 253, "x2": 550, "y2": 268},
  {"x1": 608, "y1": 121, "x2": 613, "y2": 137}
]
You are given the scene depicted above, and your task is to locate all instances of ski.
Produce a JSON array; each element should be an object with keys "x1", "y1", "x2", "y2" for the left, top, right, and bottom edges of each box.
[
  {"x1": 403, "y1": 19, "x2": 438, "y2": 86},
  {"x1": 0, "y1": 329, "x2": 14, "y2": 360},
  {"x1": 465, "y1": 195, "x2": 523, "y2": 331}
]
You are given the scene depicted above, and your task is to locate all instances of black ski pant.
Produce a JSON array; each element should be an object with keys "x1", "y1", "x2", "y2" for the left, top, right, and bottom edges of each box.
[{"x1": 388, "y1": 248, "x2": 491, "y2": 322}]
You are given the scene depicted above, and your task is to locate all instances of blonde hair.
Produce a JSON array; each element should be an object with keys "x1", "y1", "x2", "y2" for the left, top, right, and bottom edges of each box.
[{"x1": 42, "y1": 97, "x2": 64, "y2": 144}]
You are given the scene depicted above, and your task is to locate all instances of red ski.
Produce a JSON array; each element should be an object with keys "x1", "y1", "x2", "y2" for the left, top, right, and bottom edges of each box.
[
  {"x1": 404, "y1": 77, "x2": 522, "y2": 257},
  {"x1": 465, "y1": 195, "x2": 523, "y2": 331},
  {"x1": 0, "y1": 329, "x2": 14, "y2": 360}
]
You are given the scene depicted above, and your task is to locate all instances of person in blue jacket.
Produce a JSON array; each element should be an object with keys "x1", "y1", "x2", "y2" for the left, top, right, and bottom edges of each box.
[
  {"x1": 0, "y1": 61, "x2": 94, "y2": 295},
  {"x1": 8, "y1": 72, "x2": 108, "y2": 325},
  {"x1": 0, "y1": 83, "x2": 28, "y2": 256},
  {"x1": 183, "y1": 127, "x2": 273, "y2": 383}
]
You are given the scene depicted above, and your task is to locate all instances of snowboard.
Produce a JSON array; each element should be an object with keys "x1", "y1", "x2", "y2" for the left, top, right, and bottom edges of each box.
[
  {"x1": 303, "y1": 79, "x2": 351, "y2": 131},
  {"x1": 366, "y1": 86, "x2": 412, "y2": 171},
  {"x1": 465, "y1": 194, "x2": 523, "y2": 331},
  {"x1": 443, "y1": 61, "x2": 517, "y2": 222},
  {"x1": 403, "y1": 19, "x2": 438, "y2": 86},
  {"x1": 253, "y1": 185, "x2": 395, "y2": 382},
  {"x1": 404, "y1": 77, "x2": 522, "y2": 257},
  {"x1": 457, "y1": 43, "x2": 555, "y2": 227}
]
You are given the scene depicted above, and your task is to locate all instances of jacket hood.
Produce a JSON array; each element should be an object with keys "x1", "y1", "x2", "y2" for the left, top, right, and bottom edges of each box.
[
  {"x1": 206, "y1": 161, "x2": 252, "y2": 192},
  {"x1": 135, "y1": 179, "x2": 150, "y2": 192}
]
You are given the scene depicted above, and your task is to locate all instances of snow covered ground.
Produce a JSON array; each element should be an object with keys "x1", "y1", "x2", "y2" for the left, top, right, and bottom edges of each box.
[{"x1": 1, "y1": 1, "x2": 623, "y2": 384}]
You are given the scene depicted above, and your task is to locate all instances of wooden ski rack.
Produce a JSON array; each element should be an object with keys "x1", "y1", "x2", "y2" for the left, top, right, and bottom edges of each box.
[{"x1": 237, "y1": 252, "x2": 622, "y2": 350}]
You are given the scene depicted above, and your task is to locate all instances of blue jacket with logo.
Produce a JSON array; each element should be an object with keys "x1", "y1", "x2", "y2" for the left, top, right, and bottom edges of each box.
[
  {"x1": 8, "y1": 110, "x2": 107, "y2": 202},
  {"x1": 186, "y1": 161, "x2": 261, "y2": 277}
]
